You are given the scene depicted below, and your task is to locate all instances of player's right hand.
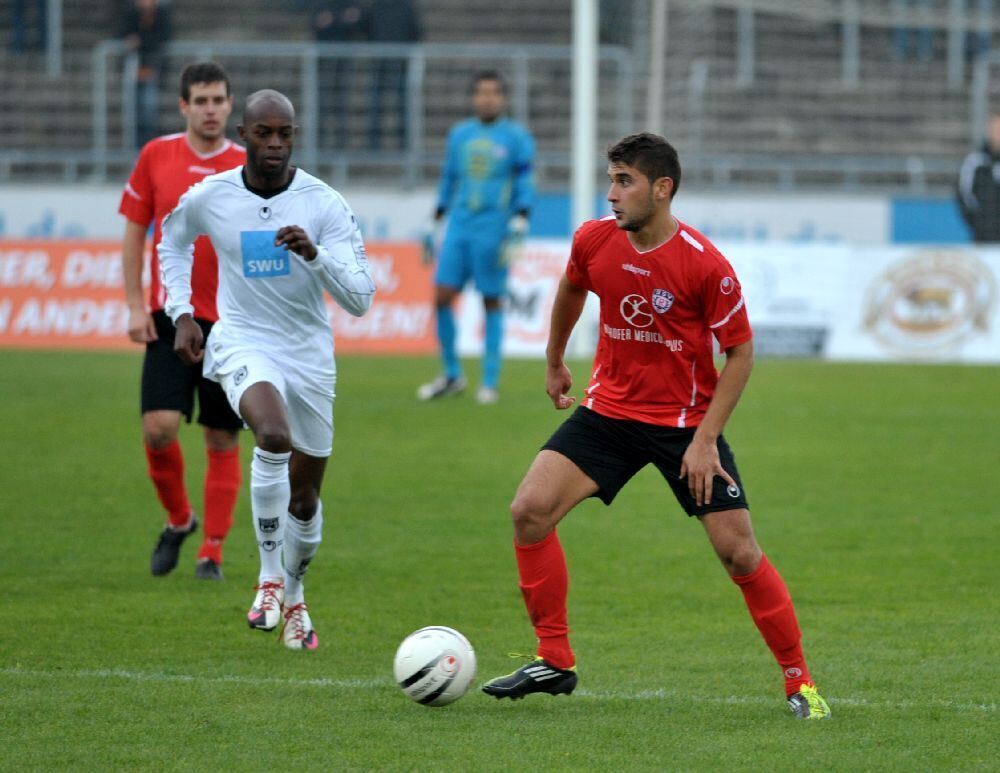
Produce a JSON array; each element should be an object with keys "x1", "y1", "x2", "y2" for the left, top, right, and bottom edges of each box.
[
  {"x1": 546, "y1": 363, "x2": 576, "y2": 410},
  {"x1": 127, "y1": 306, "x2": 158, "y2": 344},
  {"x1": 173, "y1": 314, "x2": 204, "y2": 365}
]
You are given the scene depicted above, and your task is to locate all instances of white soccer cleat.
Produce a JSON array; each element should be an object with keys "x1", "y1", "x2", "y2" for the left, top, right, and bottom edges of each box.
[
  {"x1": 281, "y1": 602, "x2": 319, "y2": 651},
  {"x1": 475, "y1": 386, "x2": 500, "y2": 405},
  {"x1": 417, "y1": 375, "x2": 467, "y2": 401},
  {"x1": 247, "y1": 578, "x2": 284, "y2": 631}
]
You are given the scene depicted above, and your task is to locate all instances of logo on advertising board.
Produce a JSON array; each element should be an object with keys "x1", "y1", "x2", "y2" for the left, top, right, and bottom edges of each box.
[{"x1": 862, "y1": 251, "x2": 997, "y2": 355}]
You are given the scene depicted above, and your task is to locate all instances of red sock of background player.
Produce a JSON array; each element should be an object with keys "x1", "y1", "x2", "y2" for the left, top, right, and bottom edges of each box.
[
  {"x1": 515, "y1": 530, "x2": 575, "y2": 670},
  {"x1": 732, "y1": 553, "x2": 812, "y2": 696},
  {"x1": 199, "y1": 447, "x2": 242, "y2": 564},
  {"x1": 145, "y1": 440, "x2": 192, "y2": 529}
]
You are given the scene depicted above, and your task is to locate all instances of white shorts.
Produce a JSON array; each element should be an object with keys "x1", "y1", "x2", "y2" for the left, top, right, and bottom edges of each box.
[{"x1": 208, "y1": 346, "x2": 335, "y2": 458}]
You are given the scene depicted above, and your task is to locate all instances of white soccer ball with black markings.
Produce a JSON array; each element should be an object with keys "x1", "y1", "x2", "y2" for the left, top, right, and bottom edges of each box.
[{"x1": 393, "y1": 626, "x2": 476, "y2": 707}]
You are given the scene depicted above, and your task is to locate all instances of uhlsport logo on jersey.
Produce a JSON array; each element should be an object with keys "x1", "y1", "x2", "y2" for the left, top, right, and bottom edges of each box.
[
  {"x1": 863, "y1": 250, "x2": 996, "y2": 355},
  {"x1": 652, "y1": 288, "x2": 674, "y2": 313},
  {"x1": 241, "y1": 230, "x2": 290, "y2": 278}
]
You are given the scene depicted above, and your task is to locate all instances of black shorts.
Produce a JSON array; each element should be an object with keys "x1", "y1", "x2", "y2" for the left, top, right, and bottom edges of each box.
[
  {"x1": 140, "y1": 311, "x2": 243, "y2": 431},
  {"x1": 542, "y1": 406, "x2": 749, "y2": 516}
]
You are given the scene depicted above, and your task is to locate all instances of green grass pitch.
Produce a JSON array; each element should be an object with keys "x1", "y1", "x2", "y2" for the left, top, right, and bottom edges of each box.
[{"x1": 1, "y1": 350, "x2": 996, "y2": 770}]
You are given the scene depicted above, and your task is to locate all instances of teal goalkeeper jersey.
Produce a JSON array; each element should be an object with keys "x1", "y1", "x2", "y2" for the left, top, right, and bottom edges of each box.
[{"x1": 435, "y1": 117, "x2": 535, "y2": 225}]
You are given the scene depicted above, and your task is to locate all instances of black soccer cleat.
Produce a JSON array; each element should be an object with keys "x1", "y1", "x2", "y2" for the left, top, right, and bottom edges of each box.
[
  {"x1": 482, "y1": 657, "x2": 577, "y2": 700},
  {"x1": 150, "y1": 516, "x2": 198, "y2": 577},
  {"x1": 194, "y1": 557, "x2": 223, "y2": 581}
]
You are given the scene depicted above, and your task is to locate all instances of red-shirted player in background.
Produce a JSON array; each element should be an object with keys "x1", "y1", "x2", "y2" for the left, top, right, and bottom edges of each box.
[
  {"x1": 482, "y1": 133, "x2": 831, "y2": 720},
  {"x1": 119, "y1": 62, "x2": 246, "y2": 580}
]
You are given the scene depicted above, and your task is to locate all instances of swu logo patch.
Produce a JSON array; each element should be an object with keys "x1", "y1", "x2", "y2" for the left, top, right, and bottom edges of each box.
[{"x1": 241, "y1": 230, "x2": 290, "y2": 278}]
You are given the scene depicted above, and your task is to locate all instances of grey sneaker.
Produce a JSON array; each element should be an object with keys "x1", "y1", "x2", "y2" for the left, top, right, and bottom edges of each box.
[
  {"x1": 475, "y1": 386, "x2": 499, "y2": 405},
  {"x1": 417, "y1": 375, "x2": 467, "y2": 401}
]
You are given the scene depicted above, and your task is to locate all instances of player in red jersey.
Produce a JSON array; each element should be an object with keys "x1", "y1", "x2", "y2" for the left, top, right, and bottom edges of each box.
[
  {"x1": 119, "y1": 62, "x2": 246, "y2": 580},
  {"x1": 482, "y1": 133, "x2": 831, "y2": 719}
]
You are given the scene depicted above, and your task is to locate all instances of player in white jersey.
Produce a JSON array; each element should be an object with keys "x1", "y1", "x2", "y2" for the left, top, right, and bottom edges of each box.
[{"x1": 158, "y1": 89, "x2": 375, "y2": 650}]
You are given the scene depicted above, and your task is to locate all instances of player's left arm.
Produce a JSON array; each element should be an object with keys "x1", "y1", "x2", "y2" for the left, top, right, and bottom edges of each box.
[
  {"x1": 511, "y1": 128, "x2": 535, "y2": 219},
  {"x1": 680, "y1": 340, "x2": 754, "y2": 506},
  {"x1": 681, "y1": 261, "x2": 754, "y2": 506},
  {"x1": 278, "y1": 197, "x2": 375, "y2": 317}
]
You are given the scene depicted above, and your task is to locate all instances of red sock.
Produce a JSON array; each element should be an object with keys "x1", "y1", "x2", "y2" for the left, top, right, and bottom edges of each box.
[
  {"x1": 515, "y1": 530, "x2": 575, "y2": 670},
  {"x1": 199, "y1": 447, "x2": 242, "y2": 564},
  {"x1": 732, "y1": 554, "x2": 812, "y2": 696},
  {"x1": 145, "y1": 440, "x2": 192, "y2": 528}
]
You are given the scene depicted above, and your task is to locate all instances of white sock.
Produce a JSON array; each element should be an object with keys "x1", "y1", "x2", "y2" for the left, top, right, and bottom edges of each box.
[
  {"x1": 250, "y1": 447, "x2": 291, "y2": 582},
  {"x1": 283, "y1": 500, "x2": 324, "y2": 605}
]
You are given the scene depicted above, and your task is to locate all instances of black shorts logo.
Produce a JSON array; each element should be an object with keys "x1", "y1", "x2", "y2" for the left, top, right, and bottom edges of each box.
[
  {"x1": 727, "y1": 483, "x2": 741, "y2": 498},
  {"x1": 233, "y1": 366, "x2": 248, "y2": 386},
  {"x1": 258, "y1": 517, "x2": 279, "y2": 533}
]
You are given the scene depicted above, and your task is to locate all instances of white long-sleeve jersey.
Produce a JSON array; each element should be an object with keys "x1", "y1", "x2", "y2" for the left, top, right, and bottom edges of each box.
[{"x1": 158, "y1": 166, "x2": 375, "y2": 378}]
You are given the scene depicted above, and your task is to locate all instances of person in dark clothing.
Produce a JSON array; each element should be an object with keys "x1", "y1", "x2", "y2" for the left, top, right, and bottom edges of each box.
[
  {"x1": 957, "y1": 111, "x2": 1000, "y2": 243},
  {"x1": 121, "y1": 0, "x2": 173, "y2": 147},
  {"x1": 10, "y1": 0, "x2": 48, "y2": 52},
  {"x1": 311, "y1": 0, "x2": 370, "y2": 149},
  {"x1": 367, "y1": 0, "x2": 421, "y2": 150}
]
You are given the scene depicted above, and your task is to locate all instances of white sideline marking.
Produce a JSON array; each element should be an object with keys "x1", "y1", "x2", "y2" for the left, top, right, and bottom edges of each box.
[
  {"x1": 0, "y1": 666, "x2": 387, "y2": 690},
  {"x1": 2, "y1": 667, "x2": 994, "y2": 713}
]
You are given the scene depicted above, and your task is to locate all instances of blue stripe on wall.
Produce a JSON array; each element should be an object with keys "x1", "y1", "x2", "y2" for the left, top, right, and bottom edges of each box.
[{"x1": 891, "y1": 198, "x2": 971, "y2": 244}]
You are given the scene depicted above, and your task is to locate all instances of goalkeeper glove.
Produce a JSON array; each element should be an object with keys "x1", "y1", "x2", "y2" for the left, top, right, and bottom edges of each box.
[
  {"x1": 499, "y1": 214, "x2": 529, "y2": 266},
  {"x1": 422, "y1": 219, "x2": 443, "y2": 266}
]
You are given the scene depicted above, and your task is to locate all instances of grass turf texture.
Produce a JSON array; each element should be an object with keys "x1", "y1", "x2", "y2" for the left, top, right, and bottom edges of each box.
[{"x1": 0, "y1": 350, "x2": 996, "y2": 770}]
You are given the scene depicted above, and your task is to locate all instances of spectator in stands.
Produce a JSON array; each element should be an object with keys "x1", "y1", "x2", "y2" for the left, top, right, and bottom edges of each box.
[
  {"x1": 891, "y1": 0, "x2": 934, "y2": 62},
  {"x1": 368, "y1": 0, "x2": 421, "y2": 150},
  {"x1": 312, "y1": 1, "x2": 370, "y2": 149},
  {"x1": 121, "y1": 0, "x2": 173, "y2": 147},
  {"x1": 965, "y1": 0, "x2": 993, "y2": 61},
  {"x1": 9, "y1": 0, "x2": 47, "y2": 53},
  {"x1": 957, "y1": 110, "x2": 1000, "y2": 242}
]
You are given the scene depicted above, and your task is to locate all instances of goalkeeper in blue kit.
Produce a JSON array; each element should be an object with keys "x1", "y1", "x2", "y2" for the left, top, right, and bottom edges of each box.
[{"x1": 418, "y1": 70, "x2": 535, "y2": 405}]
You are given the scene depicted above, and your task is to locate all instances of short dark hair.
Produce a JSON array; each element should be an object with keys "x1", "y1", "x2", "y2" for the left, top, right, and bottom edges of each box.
[
  {"x1": 180, "y1": 61, "x2": 231, "y2": 102},
  {"x1": 607, "y1": 132, "x2": 682, "y2": 198},
  {"x1": 471, "y1": 69, "x2": 507, "y2": 95}
]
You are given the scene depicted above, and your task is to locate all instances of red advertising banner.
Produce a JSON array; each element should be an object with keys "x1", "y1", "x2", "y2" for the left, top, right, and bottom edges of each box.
[{"x1": 0, "y1": 240, "x2": 437, "y2": 353}]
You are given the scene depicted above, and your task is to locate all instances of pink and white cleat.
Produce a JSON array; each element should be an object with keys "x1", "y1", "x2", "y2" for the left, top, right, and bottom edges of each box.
[
  {"x1": 247, "y1": 579, "x2": 284, "y2": 631},
  {"x1": 281, "y1": 602, "x2": 319, "y2": 651}
]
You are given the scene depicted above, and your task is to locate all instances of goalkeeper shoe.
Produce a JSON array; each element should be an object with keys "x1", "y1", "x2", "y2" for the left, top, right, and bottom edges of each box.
[
  {"x1": 247, "y1": 578, "x2": 284, "y2": 631},
  {"x1": 787, "y1": 683, "x2": 832, "y2": 720},
  {"x1": 281, "y1": 602, "x2": 318, "y2": 651},
  {"x1": 150, "y1": 515, "x2": 198, "y2": 576},
  {"x1": 482, "y1": 656, "x2": 577, "y2": 700},
  {"x1": 417, "y1": 375, "x2": 467, "y2": 401},
  {"x1": 475, "y1": 386, "x2": 499, "y2": 405}
]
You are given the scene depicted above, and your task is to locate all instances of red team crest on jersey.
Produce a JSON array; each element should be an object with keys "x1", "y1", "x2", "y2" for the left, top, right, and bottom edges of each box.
[{"x1": 652, "y1": 288, "x2": 674, "y2": 313}]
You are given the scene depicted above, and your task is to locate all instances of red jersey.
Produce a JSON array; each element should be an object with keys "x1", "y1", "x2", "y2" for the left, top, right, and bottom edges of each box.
[
  {"x1": 566, "y1": 216, "x2": 752, "y2": 428},
  {"x1": 118, "y1": 133, "x2": 246, "y2": 321}
]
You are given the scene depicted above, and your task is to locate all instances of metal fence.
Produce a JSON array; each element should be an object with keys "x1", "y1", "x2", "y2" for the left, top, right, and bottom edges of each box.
[{"x1": 88, "y1": 39, "x2": 634, "y2": 189}]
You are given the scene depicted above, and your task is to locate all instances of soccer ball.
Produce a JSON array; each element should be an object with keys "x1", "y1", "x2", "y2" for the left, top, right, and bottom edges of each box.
[{"x1": 393, "y1": 626, "x2": 476, "y2": 707}]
